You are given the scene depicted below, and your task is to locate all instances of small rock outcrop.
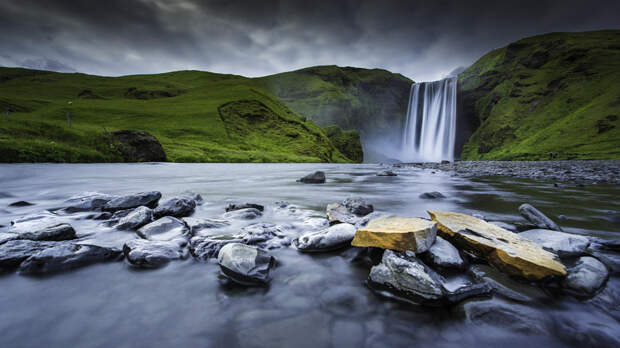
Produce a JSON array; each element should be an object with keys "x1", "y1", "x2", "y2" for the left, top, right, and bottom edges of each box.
[
  {"x1": 352, "y1": 216, "x2": 437, "y2": 253},
  {"x1": 153, "y1": 196, "x2": 196, "y2": 218},
  {"x1": 62, "y1": 192, "x2": 117, "y2": 212},
  {"x1": 111, "y1": 130, "x2": 167, "y2": 162},
  {"x1": 19, "y1": 243, "x2": 121, "y2": 274},
  {"x1": 423, "y1": 236, "x2": 465, "y2": 269},
  {"x1": 123, "y1": 239, "x2": 188, "y2": 268},
  {"x1": 297, "y1": 171, "x2": 326, "y2": 184},
  {"x1": 293, "y1": 223, "x2": 357, "y2": 252},
  {"x1": 217, "y1": 243, "x2": 275, "y2": 285},
  {"x1": 419, "y1": 191, "x2": 446, "y2": 199},
  {"x1": 520, "y1": 229, "x2": 590, "y2": 257},
  {"x1": 0, "y1": 240, "x2": 58, "y2": 270},
  {"x1": 518, "y1": 203, "x2": 562, "y2": 231},
  {"x1": 562, "y1": 256, "x2": 609, "y2": 296},
  {"x1": 137, "y1": 216, "x2": 189, "y2": 241},
  {"x1": 326, "y1": 197, "x2": 374, "y2": 225},
  {"x1": 115, "y1": 206, "x2": 153, "y2": 230},
  {"x1": 10, "y1": 223, "x2": 76, "y2": 241},
  {"x1": 103, "y1": 191, "x2": 162, "y2": 212}
]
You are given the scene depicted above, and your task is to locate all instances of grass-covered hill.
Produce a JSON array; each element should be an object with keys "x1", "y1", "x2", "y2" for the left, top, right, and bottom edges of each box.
[
  {"x1": 458, "y1": 30, "x2": 620, "y2": 160},
  {"x1": 0, "y1": 67, "x2": 372, "y2": 163}
]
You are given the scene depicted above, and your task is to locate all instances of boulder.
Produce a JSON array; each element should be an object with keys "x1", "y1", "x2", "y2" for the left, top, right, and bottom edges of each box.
[
  {"x1": 111, "y1": 130, "x2": 167, "y2": 162},
  {"x1": 376, "y1": 170, "x2": 397, "y2": 177},
  {"x1": 518, "y1": 203, "x2": 562, "y2": 231},
  {"x1": 419, "y1": 191, "x2": 445, "y2": 199},
  {"x1": 183, "y1": 217, "x2": 230, "y2": 235},
  {"x1": 326, "y1": 197, "x2": 373, "y2": 225},
  {"x1": 423, "y1": 236, "x2": 464, "y2": 269},
  {"x1": 562, "y1": 256, "x2": 608, "y2": 296},
  {"x1": 9, "y1": 213, "x2": 76, "y2": 241},
  {"x1": 137, "y1": 216, "x2": 189, "y2": 241},
  {"x1": 153, "y1": 196, "x2": 196, "y2": 218},
  {"x1": 190, "y1": 235, "x2": 242, "y2": 261},
  {"x1": 18, "y1": 243, "x2": 121, "y2": 274},
  {"x1": 352, "y1": 216, "x2": 436, "y2": 253},
  {"x1": 457, "y1": 298, "x2": 550, "y2": 335},
  {"x1": 293, "y1": 223, "x2": 357, "y2": 252},
  {"x1": 297, "y1": 171, "x2": 326, "y2": 184},
  {"x1": 467, "y1": 264, "x2": 548, "y2": 303},
  {"x1": 240, "y1": 223, "x2": 288, "y2": 248},
  {"x1": 225, "y1": 203, "x2": 264, "y2": 212},
  {"x1": 223, "y1": 208, "x2": 262, "y2": 220},
  {"x1": 428, "y1": 210, "x2": 566, "y2": 281},
  {"x1": 520, "y1": 229, "x2": 590, "y2": 257},
  {"x1": 217, "y1": 243, "x2": 274, "y2": 285},
  {"x1": 123, "y1": 239, "x2": 188, "y2": 268},
  {"x1": 62, "y1": 192, "x2": 117, "y2": 212},
  {"x1": 115, "y1": 206, "x2": 153, "y2": 230},
  {"x1": 103, "y1": 191, "x2": 162, "y2": 212},
  {"x1": 0, "y1": 240, "x2": 58, "y2": 270}
]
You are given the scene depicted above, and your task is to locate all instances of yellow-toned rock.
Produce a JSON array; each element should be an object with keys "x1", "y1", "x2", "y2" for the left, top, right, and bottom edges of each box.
[
  {"x1": 351, "y1": 216, "x2": 437, "y2": 252},
  {"x1": 427, "y1": 211, "x2": 566, "y2": 281}
]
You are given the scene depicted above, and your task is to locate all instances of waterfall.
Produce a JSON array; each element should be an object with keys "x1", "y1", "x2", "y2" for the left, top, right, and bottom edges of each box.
[{"x1": 400, "y1": 76, "x2": 457, "y2": 162}]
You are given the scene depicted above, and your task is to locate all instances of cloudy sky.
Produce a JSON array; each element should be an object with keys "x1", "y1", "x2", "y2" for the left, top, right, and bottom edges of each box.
[{"x1": 1, "y1": 0, "x2": 618, "y2": 81}]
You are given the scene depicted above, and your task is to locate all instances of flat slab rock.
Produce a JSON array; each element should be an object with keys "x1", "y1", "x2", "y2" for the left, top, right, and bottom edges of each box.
[
  {"x1": 19, "y1": 243, "x2": 121, "y2": 274},
  {"x1": 520, "y1": 229, "x2": 590, "y2": 257},
  {"x1": 428, "y1": 210, "x2": 566, "y2": 281},
  {"x1": 123, "y1": 239, "x2": 188, "y2": 268},
  {"x1": 293, "y1": 223, "x2": 357, "y2": 252},
  {"x1": 115, "y1": 206, "x2": 153, "y2": 230},
  {"x1": 153, "y1": 196, "x2": 196, "y2": 218},
  {"x1": 9, "y1": 212, "x2": 76, "y2": 241},
  {"x1": 103, "y1": 191, "x2": 162, "y2": 212},
  {"x1": 137, "y1": 216, "x2": 189, "y2": 241},
  {"x1": 0, "y1": 240, "x2": 59, "y2": 269},
  {"x1": 352, "y1": 216, "x2": 437, "y2": 253}
]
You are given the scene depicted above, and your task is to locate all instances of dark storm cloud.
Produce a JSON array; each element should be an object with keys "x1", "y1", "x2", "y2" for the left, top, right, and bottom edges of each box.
[{"x1": 0, "y1": 0, "x2": 619, "y2": 81}]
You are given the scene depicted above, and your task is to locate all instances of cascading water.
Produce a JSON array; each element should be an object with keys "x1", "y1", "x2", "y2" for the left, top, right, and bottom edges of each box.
[{"x1": 400, "y1": 76, "x2": 457, "y2": 162}]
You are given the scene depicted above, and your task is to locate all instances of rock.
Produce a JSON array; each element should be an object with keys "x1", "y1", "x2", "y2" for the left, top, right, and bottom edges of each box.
[
  {"x1": 183, "y1": 217, "x2": 230, "y2": 235},
  {"x1": 240, "y1": 223, "x2": 288, "y2": 248},
  {"x1": 9, "y1": 217, "x2": 76, "y2": 241},
  {"x1": 0, "y1": 240, "x2": 58, "y2": 270},
  {"x1": 18, "y1": 243, "x2": 121, "y2": 274},
  {"x1": 223, "y1": 208, "x2": 262, "y2": 220},
  {"x1": 342, "y1": 197, "x2": 374, "y2": 216},
  {"x1": 562, "y1": 256, "x2": 608, "y2": 296},
  {"x1": 467, "y1": 264, "x2": 547, "y2": 303},
  {"x1": 423, "y1": 236, "x2": 464, "y2": 269},
  {"x1": 225, "y1": 203, "x2": 264, "y2": 212},
  {"x1": 9, "y1": 201, "x2": 34, "y2": 207},
  {"x1": 137, "y1": 216, "x2": 189, "y2": 241},
  {"x1": 62, "y1": 192, "x2": 117, "y2": 212},
  {"x1": 103, "y1": 191, "x2": 162, "y2": 212},
  {"x1": 0, "y1": 232, "x2": 18, "y2": 245},
  {"x1": 123, "y1": 239, "x2": 188, "y2": 268},
  {"x1": 457, "y1": 298, "x2": 550, "y2": 335},
  {"x1": 115, "y1": 206, "x2": 153, "y2": 230},
  {"x1": 326, "y1": 197, "x2": 373, "y2": 225},
  {"x1": 428, "y1": 210, "x2": 566, "y2": 281},
  {"x1": 293, "y1": 223, "x2": 357, "y2": 252},
  {"x1": 377, "y1": 170, "x2": 397, "y2": 176},
  {"x1": 352, "y1": 216, "x2": 436, "y2": 253},
  {"x1": 520, "y1": 229, "x2": 590, "y2": 257},
  {"x1": 488, "y1": 221, "x2": 518, "y2": 232},
  {"x1": 589, "y1": 237, "x2": 620, "y2": 252},
  {"x1": 297, "y1": 171, "x2": 326, "y2": 184},
  {"x1": 419, "y1": 191, "x2": 446, "y2": 199},
  {"x1": 518, "y1": 203, "x2": 562, "y2": 231},
  {"x1": 217, "y1": 243, "x2": 274, "y2": 285},
  {"x1": 189, "y1": 235, "x2": 242, "y2": 261},
  {"x1": 587, "y1": 283, "x2": 620, "y2": 321},
  {"x1": 111, "y1": 130, "x2": 167, "y2": 162},
  {"x1": 554, "y1": 311, "x2": 620, "y2": 347},
  {"x1": 153, "y1": 196, "x2": 196, "y2": 218},
  {"x1": 588, "y1": 249, "x2": 620, "y2": 274}
]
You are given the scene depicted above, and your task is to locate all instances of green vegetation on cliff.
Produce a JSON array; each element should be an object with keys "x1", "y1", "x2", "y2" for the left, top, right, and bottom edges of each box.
[
  {"x1": 459, "y1": 30, "x2": 620, "y2": 160},
  {"x1": 323, "y1": 125, "x2": 363, "y2": 163}
]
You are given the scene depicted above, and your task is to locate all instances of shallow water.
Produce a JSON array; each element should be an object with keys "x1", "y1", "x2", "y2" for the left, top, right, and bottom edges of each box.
[{"x1": 0, "y1": 163, "x2": 618, "y2": 348}]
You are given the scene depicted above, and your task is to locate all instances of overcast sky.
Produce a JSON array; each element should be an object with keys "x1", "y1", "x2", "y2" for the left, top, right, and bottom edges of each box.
[{"x1": 0, "y1": 0, "x2": 618, "y2": 81}]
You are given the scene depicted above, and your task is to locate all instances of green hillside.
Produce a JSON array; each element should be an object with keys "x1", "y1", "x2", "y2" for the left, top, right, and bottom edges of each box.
[
  {"x1": 0, "y1": 68, "x2": 360, "y2": 163},
  {"x1": 458, "y1": 30, "x2": 620, "y2": 160}
]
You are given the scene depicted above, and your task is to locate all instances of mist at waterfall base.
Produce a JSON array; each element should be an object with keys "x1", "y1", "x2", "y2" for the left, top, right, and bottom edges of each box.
[{"x1": 365, "y1": 76, "x2": 458, "y2": 164}]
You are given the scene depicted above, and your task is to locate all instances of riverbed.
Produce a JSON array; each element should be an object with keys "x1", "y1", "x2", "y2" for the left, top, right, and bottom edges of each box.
[{"x1": 0, "y1": 163, "x2": 618, "y2": 347}]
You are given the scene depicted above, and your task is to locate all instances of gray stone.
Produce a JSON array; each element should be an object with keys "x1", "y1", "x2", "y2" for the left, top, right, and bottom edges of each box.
[
  {"x1": 377, "y1": 170, "x2": 397, "y2": 176},
  {"x1": 241, "y1": 223, "x2": 288, "y2": 248},
  {"x1": 457, "y1": 298, "x2": 550, "y2": 335},
  {"x1": 293, "y1": 223, "x2": 356, "y2": 252},
  {"x1": 115, "y1": 206, "x2": 153, "y2": 230},
  {"x1": 562, "y1": 256, "x2": 609, "y2": 296},
  {"x1": 0, "y1": 240, "x2": 58, "y2": 269},
  {"x1": 326, "y1": 197, "x2": 373, "y2": 225},
  {"x1": 518, "y1": 203, "x2": 562, "y2": 231},
  {"x1": 123, "y1": 239, "x2": 188, "y2": 268},
  {"x1": 183, "y1": 217, "x2": 230, "y2": 235},
  {"x1": 223, "y1": 207, "x2": 262, "y2": 220},
  {"x1": 62, "y1": 192, "x2": 117, "y2": 212},
  {"x1": 225, "y1": 203, "x2": 264, "y2": 212},
  {"x1": 0, "y1": 232, "x2": 18, "y2": 245},
  {"x1": 419, "y1": 191, "x2": 446, "y2": 199},
  {"x1": 297, "y1": 171, "x2": 326, "y2": 184},
  {"x1": 423, "y1": 236, "x2": 465, "y2": 269},
  {"x1": 153, "y1": 196, "x2": 196, "y2": 218},
  {"x1": 9, "y1": 201, "x2": 34, "y2": 207},
  {"x1": 190, "y1": 235, "x2": 242, "y2": 261},
  {"x1": 520, "y1": 229, "x2": 590, "y2": 257},
  {"x1": 489, "y1": 221, "x2": 518, "y2": 232},
  {"x1": 589, "y1": 249, "x2": 620, "y2": 275},
  {"x1": 18, "y1": 243, "x2": 121, "y2": 274},
  {"x1": 217, "y1": 243, "x2": 274, "y2": 285},
  {"x1": 103, "y1": 191, "x2": 162, "y2": 212},
  {"x1": 467, "y1": 264, "x2": 547, "y2": 303},
  {"x1": 137, "y1": 216, "x2": 189, "y2": 241},
  {"x1": 9, "y1": 213, "x2": 76, "y2": 241}
]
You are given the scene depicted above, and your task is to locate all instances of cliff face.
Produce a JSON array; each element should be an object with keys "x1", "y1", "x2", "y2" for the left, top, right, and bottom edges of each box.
[{"x1": 457, "y1": 30, "x2": 620, "y2": 160}]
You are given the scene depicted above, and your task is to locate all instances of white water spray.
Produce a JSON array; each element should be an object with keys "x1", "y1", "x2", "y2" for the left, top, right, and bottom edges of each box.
[{"x1": 400, "y1": 76, "x2": 457, "y2": 162}]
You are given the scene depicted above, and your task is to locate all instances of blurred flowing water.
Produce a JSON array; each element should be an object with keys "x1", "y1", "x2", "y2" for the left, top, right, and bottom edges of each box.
[{"x1": 0, "y1": 163, "x2": 618, "y2": 347}]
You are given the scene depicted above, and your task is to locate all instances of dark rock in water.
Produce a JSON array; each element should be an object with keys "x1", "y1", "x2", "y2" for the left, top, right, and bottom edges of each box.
[
  {"x1": 376, "y1": 170, "x2": 397, "y2": 177},
  {"x1": 419, "y1": 191, "x2": 446, "y2": 199},
  {"x1": 9, "y1": 214, "x2": 76, "y2": 241},
  {"x1": 554, "y1": 311, "x2": 620, "y2": 347},
  {"x1": 190, "y1": 235, "x2": 242, "y2": 261},
  {"x1": 562, "y1": 256, "x2": 609, "y2": 296},
  {"x1": 123, "y1": 239, "x2": 188, "y2": 268},
  {"x1": 137, "y1": 216, "x2": 189, "y2": 241},
  {"x1": 518, "y1": 203, "x2": 562, "y2": 231},
  {"x1": 183, "y1": 217, "x2": 230, "y2": 235},
  {"x1": 225, "y1": 203, "x2": 264, "y2": 212},
  {"x1": 62, "y1": 192, "x2": 117, "y2": 212},
  {"x1": 19, "y1": 243, "x2": 121, "y2": 274},
  {"x1": 111, "y1": 130, "x2": 167, "y2": 162},
  {"x1": 17, "y1": 223, "x2": 76, "y2": 241},
  {"x1": 588, "y1": 249, "x2": 620, "y2": 275},
  {"x1": 0, "y1": 240, "x2": 58, "y2": 269},
  {"x1": 467, "y1": 264, "x2": 547, "y2": 303},
  {"x1": 293, "y1": 223, "x2": 356, "y2": 252},
  {"x1": 589, "y1": 237, "x2": 620, "y2": 252},
  {"x1": 422, "y1": 236, "x2": 465, "y2": 269},
  {"x1": 217, "y1": 243, "x2": 274, "y2": 285},
  {"x1": 223, "y1": 207, "x2": 262, "y2": 220},
  {"x1": 115, "y1": 206, "x2": 153, "y2": 230},
  {"x1": 297, "y1": 171, "x2": 326, "y2": 184},
  {"x1": 520, "y1": 229, "x2": 590, "y2": 257},
  {"x1": 342, "y1": 197, "x2": 374, "y2": 216},
  {"x1": 9, "y1": 201, "x2": 34, "y2": 207},
  {"x1": 103, "y1": 191, "x2": 162, "y2": 212},
  {"x1": 153, "y1": 196, "x2": 196, "y2": 218},
  {"x1": 441, "y1": 160, "x2": 451, "y2": 164},
  {"x1": 241, "y1": 223, "x2": 288, "y2": 249},
  {"x1": 488, "y1": 221, "x2": 518, "y2": 232},
  {"x1": 326, "y1": 197, "x2": 374, "y2": 225},
  {"x1": 456, "y1": 298, "x2": 550, "y2": 335},
  {"x1": 88, "y1": 212, "x2": 113, "y2": 220}
]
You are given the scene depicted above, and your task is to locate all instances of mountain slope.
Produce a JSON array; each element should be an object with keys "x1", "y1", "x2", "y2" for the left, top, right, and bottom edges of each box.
[{"x1": 458, "y1": 30, "x2": 620, "y2": 160}]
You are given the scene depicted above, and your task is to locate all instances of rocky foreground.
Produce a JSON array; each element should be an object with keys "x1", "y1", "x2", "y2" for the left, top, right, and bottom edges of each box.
[
  {"x1": 399, "y1": 160, "x2": 620, "y2": 184},
  {"x1": 1, "y1": 177, "x2": 619, "y2": 346}
]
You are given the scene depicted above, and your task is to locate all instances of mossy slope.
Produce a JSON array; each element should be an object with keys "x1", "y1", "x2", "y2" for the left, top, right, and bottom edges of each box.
[{"x1": 459, "y1": 30, "x2": 620, "y2": 160}]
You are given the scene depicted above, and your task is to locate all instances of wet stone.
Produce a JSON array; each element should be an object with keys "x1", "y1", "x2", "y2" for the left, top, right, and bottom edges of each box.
[
  {"x1": 217, "y1": 243, "x2": 274, "y2": 285},
  {"x1": 326, "y1": 197, "x2": 374, "y2": 225},
  {"x1": 9, "y1": 217, "x2": 76, "y2": 241},
  {"x1": 293, "y1": 223, "x2": 357, "y2": 252},
  {"x1": 123, "y1": 239, "x2": 188, "y2": 268},
  {"x1": 297, "y1": 171, "x2": 326, "y2": 184},
  {"x1": 183, "y1": 217, "x2": 230, "y2": 235},
  {"x1": 62, "y1": 192, "x2": 117, "y2": 212},
  {"x1": 518, "y1": 203, "x2": 562, "y2": 231},
  {"x1": 467, "y1": 264, "x2": 547, "y2": 303},
  {"x1": 419, "y1": 191, "x2": 446, "y2": 199},
  {"x1": 562, "y1": 256, "x2": 609, "y2": 296},
  {"x1": 153, "y1": 196, "x2": 196, "y2": 218},
  {"x1": 223, "y1": 208, "x2": 262, "y2": 220},
  {"x1": 115, "y1": 206, "x2": 153, "y2": 230},
  {"x1": 520, "y1": 229, "x2": 590, "y2": 257},
  {"x1": 0, "y1": 240, "x2": 58, "y2": 270},
  {"x1": 190, "y1": 235, "x2": 242, "y2": 261},
  {"x1": 137, "y1": 216, "x2": 189, "y2": 241},
  {"x1": 103, "y1": 191, "x2": 162, "y2": 212},
  {"x1": 225, "y1": 203, "x2": 264, "y2": 212},
  {"x1": 352, "y1": 216, "x2": 437, "y2": 253},
  {"x1": 423, "y1": 236, "x2": 465, "y2": 269},
  {"x1": 19, "y1": 243, "x2": 121, "y2": 274}
]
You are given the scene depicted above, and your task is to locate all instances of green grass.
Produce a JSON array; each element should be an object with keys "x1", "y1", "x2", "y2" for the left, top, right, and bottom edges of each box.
[{"x1": 459, "y1": 30, "x2": 620, "y2": 160}]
